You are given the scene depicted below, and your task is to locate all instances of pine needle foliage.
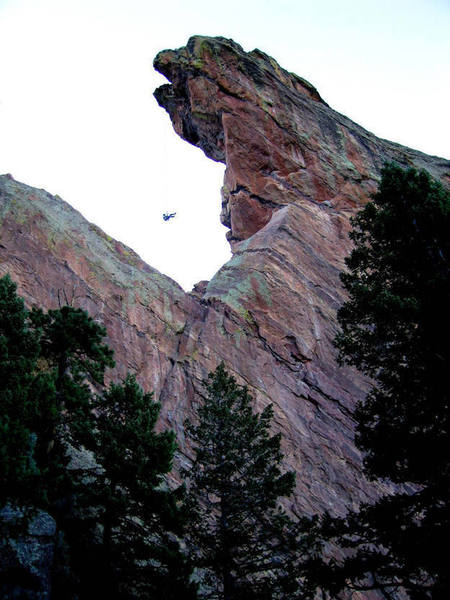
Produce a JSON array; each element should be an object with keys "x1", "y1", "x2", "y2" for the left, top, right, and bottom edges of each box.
[
  {"x1": 78, "y1": 374, "x2": 197, "y2": 599},
  {"x1": 184, "y1": 363, "x2": 320, "y2": 600},
  {"x1": 0, "y1": 274, "x2": 53, "y2": 508},
  {"x1": 335, "y1": 164, "x2": 450, "y2": 485},
  {"x1": 0, "y1": 274, "x2": 196, "y2": 598},
  {"x1": 314, "y1": 164, "x2": 450, "y2": 599}
]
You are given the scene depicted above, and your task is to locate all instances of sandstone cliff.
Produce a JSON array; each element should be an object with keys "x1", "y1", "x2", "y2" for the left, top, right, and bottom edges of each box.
[{"x1": 1, "y1": 36, "x2": 449, "y2": 522}]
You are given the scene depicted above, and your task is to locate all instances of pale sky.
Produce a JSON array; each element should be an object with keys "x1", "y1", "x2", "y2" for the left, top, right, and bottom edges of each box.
[{"x1": 0, "y1": 0, "x2": 449, "y2": 290}]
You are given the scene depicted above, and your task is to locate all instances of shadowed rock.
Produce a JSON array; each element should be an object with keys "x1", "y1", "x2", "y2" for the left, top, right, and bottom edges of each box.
[{"x1": 0, "y1": 507, "x2": 57, "y2": 599}]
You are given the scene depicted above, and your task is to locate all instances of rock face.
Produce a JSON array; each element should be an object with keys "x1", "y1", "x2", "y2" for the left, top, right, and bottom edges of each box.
[
  {"x1": 154, "y1": 36, "x2": 449, "y2": 247},
  {"x1": 1, "y1": 36, "x2": 449, "y2": 524},
  {"x1": 0, "y1": 508, "x2": 57, "y2": 599}
]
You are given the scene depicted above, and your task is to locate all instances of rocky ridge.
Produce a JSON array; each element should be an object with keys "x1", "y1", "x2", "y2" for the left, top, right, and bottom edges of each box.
[{"x1": 1, "y1": 36, "x2": 449, "y2": 525}]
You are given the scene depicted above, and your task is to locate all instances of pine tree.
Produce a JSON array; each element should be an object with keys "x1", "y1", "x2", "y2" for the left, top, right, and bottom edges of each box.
[
  {"x1": 335, "y1": 164, "x2": 449, "y2": 486},
  {"x1": 7, "y1": 302, "x2": 114, "y2": 520},
  {"x1": 184, "y1": 363, "x2": 320, "y2": 600},
  {"x1": 0, "y1": 274, "x2": 53, "y2": 509},
  {"x1": 0, "y1": 277, "x2": 117, "y2": 589},
  {"x1": 314, "y1": 164, "x2": 450, "y2": 598},
  {"x1": 30, "y1": 304, "x2": 115, "y2": 449},
  {"x1": 0, "y1": 275, "x2": 196, "y2": 597},
  {"x1": 74, "y1": 374, "x2": 197, "y2": 599}
]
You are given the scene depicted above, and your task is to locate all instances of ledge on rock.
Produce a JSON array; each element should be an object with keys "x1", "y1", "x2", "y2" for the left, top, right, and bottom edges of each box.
[{"x1": 154, "y1": 35, "x2": 449, "y2": 249}]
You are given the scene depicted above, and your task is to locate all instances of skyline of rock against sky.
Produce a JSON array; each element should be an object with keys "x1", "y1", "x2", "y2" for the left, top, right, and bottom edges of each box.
[{"x1": 1, "y1": 0, "x2": 449, "y2": 289}]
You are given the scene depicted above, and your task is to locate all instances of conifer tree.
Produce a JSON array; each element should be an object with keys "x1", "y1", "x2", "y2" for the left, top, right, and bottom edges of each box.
[
  {"x1": 1, "y1": 278, "x2": 116, "y2": 527},
  {"x1": 0, "y1": 274, "x2": 55, "y2": 509},
  {"x1": 6, "y1": 302, "x2": 115, "y2": 518},
  {"x1": 30, "y1": 304, "x2": 114, "y2": 448},
  {"x1": 0, "y1": 276, "x2": 196, "y2": 598},
  {"x1": 184, "y1": 364, "x2": 320, "y2": 600},
  {"x1": 314, "y1": 165, "x2": 450, "y2": 599},
  {"x1": 73, "y1": 374, "x2": 197, "y2": 599}
]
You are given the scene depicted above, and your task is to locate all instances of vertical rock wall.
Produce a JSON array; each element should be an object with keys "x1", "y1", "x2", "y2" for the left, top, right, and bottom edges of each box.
[{"x1": 1, "y1": 36, "x2": 449, "y2": 520}]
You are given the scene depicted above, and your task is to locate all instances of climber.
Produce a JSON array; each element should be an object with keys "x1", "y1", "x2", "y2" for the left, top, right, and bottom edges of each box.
[{"x1": 163, "y1": 212, "x2": 176, "y2": 221}]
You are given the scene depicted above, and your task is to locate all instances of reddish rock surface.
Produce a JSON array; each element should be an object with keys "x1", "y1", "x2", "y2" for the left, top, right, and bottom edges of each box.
[
  {"x1": 1, "y1": 36, "x2": 449, "y2": 529},
  {"x1": 154, "y1": 36, "x2": 449, "y2": 246}
]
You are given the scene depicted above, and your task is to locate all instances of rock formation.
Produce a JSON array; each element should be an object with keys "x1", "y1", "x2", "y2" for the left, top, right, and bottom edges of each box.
[
  {"x1": 154, "y1": 36, "x2": 448, "y2": 247},
  {"x1": 0, "y1": 507, "x2": 57, "y2": 599},
  {"x1": 1, "y1": 36, "x2": 449, "y2": 526}
]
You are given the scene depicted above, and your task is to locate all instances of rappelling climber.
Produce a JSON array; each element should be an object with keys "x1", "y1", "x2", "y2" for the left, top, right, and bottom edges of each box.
[{"x1": 163, "y1": 212, "x2": 176, "y2": 221}]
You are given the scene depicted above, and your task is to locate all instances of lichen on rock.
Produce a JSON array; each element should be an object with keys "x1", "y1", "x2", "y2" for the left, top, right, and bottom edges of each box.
[
  {"x1": 154, "y1": 35, "x2": 449, "y2": 247},
  {"x1": 1, "y1": 36, "x2": 449, "y2": 534}
]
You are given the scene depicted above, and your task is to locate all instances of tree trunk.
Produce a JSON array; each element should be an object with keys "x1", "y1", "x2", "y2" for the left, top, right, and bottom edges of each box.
[{"x1": 220, "y1": 493, "x2": 234, "y2": 600}]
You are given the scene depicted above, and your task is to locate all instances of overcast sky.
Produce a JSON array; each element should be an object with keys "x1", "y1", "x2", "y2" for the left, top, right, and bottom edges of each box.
[{"x1": 1, "y1": 0, "x2": 449, "y2": 290}]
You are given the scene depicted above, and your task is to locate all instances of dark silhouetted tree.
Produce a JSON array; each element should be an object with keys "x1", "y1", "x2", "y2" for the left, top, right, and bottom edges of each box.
[
  {"x1": 76, "y1": 374, "x2": 197, "y2": 599},
  {"x1": 30, "y1": 304, "x2": 114, "y2": 448},
  {"x1": 313, "y1": 164, "x2": 450, "y2": 599},
  {"x1": 184, "y1": 363, "x2": 320, "y2": 600},
  {"x1": 1, "y1": 275, "x2": 196, "y2": 598},
  {"x1": 0, "y1": 274, "x2": 55, "y2": 509},
  {"x1": 20, "y1": 303, "x2": 116, "y2": 517}
]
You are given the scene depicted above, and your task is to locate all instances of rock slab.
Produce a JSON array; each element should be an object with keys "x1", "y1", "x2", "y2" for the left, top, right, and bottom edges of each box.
[
  {"x1": 1, "y1": 37, "x2": 449, "y2": 522},
  {"x1": 0, "y1": 507, "x2": 57, "y2": 599}
]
